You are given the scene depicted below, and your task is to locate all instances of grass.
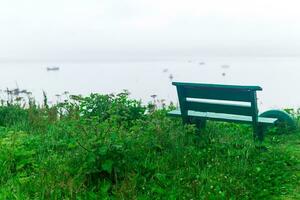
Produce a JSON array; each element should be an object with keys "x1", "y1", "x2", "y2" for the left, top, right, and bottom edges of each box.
[
  {"x1": 0, "y1": 91, "x2": 299, "y2": 199},
  {"x1": 274, "y1": 133, "x2": 300, "y2": 200}
]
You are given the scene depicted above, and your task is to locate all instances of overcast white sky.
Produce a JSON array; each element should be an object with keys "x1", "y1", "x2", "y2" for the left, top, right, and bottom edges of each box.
[{"x1": 1, "y1": 0, "x2": 300, "y2": 61}]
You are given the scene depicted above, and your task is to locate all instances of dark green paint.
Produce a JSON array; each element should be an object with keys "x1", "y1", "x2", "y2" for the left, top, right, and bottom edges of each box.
[
  {"x1": 186, "y1": 101, "x2": 252, "y2": 116},
  {"x1": 184, "y1": 87, "x2": 253, "y2": 102},
  {"x1": 260, "y1": 110, "x2": 296, "y2": 130},
  {"x1": 169, "y1": 82, "x2": 277, "y2": 141},
  {"x1": 172, "y1": 82, "x2": 262, "y2": 91}
]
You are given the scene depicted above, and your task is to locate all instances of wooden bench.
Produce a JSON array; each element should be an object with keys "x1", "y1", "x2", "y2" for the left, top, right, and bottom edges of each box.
[{"x1": 168, "y1": 82, "x2": 277, "y2": 141}]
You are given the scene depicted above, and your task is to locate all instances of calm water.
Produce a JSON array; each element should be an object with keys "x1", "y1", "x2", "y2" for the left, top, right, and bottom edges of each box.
[{"x1": 0, "y1": 57, "x2": 299, "y2": 112}]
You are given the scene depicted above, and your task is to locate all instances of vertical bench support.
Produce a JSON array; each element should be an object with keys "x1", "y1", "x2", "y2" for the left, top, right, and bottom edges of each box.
[
  {"x1": 250, "y1": 91, "x2": 263, "y2": 141},
  {"x1": 176, "y1": 86, "x2": 189, "y2": 124}
]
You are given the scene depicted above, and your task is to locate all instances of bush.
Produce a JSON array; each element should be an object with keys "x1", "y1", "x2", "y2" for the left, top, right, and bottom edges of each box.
[
  {"x1": 0, "y1": 92, "x2": 298, "y2": 199},
  {"x1": 78, "y1": 91, "x2": 146, "y2": 123}
]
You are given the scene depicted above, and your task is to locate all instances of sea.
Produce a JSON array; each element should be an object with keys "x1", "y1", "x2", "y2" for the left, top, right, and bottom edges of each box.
[{"x1": 0, "y1": 57, "x2": 299, "y2": 112}]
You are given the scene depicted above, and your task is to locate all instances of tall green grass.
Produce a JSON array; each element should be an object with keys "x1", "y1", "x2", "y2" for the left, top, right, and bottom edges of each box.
[{"x1": 0, "y1": 92, "x2": 298, "y2": 199}]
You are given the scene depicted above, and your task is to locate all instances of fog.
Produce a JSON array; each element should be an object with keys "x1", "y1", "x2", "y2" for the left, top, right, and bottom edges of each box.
[{"x1": 1, "y1": 0, "x2": 300, "y2": 61}]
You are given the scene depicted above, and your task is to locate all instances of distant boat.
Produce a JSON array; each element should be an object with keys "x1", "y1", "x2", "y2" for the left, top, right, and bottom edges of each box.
[
  {"x1": 221, "y1": 65, "x2": 230, "y2": 69},
  {"x1": 47, "y1": 66, "x2": 60, "y2": 71},
  {"x1": 163, "y1": 68, "x2": 168, "y2": 73}
]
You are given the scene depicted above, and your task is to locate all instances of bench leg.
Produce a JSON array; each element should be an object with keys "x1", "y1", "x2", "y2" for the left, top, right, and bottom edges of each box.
[
  {"x1": 187, "y1": 117, "x2": 206, "y2": 134},
  {"x1": 258, "y1": 124, "x2": 264, "y2": 141},
  {"x1": 196, "y1": 119, "x2": 206, "y2": 129},
  {"x1": 254, "y1": 124, "x2": 264, "y2": 142}
]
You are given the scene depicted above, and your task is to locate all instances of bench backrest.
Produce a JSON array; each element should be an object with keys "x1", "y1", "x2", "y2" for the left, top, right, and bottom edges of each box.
[{"x1": 173, "y1": 82, "x2": 262, "y2": 122}]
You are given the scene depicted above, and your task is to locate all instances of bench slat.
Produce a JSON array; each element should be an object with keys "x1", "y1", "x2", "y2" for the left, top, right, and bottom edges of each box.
[
  {"x1": 168, "y1": 109, "x2": 277, "y2": 124},
  {"x1": 172, "y1": 82, "x2": 263, "y2": 91},
  {"x1": 183, "y1": 86, "x2": 253, "y2": 102},
  {"x1": 186, "y1": 101, "x2": 252, "y2": 116}
]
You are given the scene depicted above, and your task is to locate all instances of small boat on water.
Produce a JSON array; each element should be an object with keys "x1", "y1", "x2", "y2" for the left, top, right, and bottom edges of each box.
[
  {"x1": 47, "y1": 66, "x2": 60, "y2": 71},
  {"x1": 163, "y1": 68, "x2": 168, "y2": 73},
  {"x1": 221, "y1": 64, "x2": 230, "y2": 69}
]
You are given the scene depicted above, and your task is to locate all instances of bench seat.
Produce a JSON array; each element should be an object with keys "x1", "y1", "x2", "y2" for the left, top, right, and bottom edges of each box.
[{"x1": 168, "y1": 109, "x2": 277, "y2": 124}]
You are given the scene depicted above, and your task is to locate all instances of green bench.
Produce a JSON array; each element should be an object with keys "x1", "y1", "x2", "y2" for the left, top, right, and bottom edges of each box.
[{"x1": 168, "y1": 82, "x2": 278, "y2": 141}]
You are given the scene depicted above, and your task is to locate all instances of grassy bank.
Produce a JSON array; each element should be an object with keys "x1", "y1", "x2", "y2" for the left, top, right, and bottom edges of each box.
[{"x1": 0, "y1": 92, "x2": 299, "y2": 199}]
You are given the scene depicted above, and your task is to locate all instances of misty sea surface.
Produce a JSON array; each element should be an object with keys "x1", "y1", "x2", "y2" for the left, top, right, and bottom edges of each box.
[{"x1": 0, "y1": 57, "x2": 299, "y2": 112}]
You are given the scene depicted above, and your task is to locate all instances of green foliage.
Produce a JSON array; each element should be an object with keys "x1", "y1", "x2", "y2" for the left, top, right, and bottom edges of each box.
[
  {"x1": 0, "y1": 92, "x2": 299, "y2": 199},
  {"x1": 0, "y1": 105, "x2": 28, "y2": 127},
  {"x1": 78, "y1": 91, "x2": 146, "y2": 125}
]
